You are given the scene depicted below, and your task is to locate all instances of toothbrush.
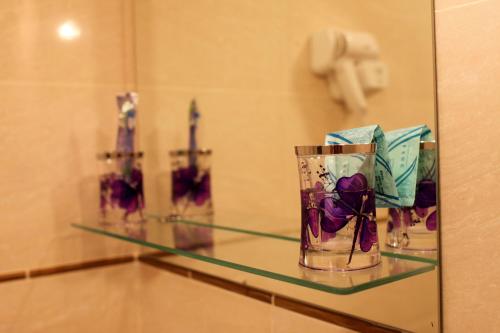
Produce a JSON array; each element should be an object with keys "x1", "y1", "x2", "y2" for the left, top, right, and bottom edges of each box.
[{"x1": 188, "y1": 99, "x2": 200, "y2": 167}]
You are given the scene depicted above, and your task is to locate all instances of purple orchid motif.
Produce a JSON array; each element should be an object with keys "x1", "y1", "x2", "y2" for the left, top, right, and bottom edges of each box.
[
  {"x1": 301, "y1": 173, "x2": 377, "y2": 264},
  {"x1": 320, "y1": 174, "x2": 377, "y2": 263},
  {"x1": 387, "y1": 208, "x2": 400, "y2": 232},
  {"x1": 386, "y1": 178, "x2": 437, "y2": 245},
  {"x1": 401, "y1": 208, "x2": 413, "y2": 226},
  {"x1": 300, "y1": 187, "x2": 322, "y2": 250},
  {"x1": 100, "y1": 176, "x2": 111, "y2": 215},
  {"x1": 359, "y1": 216, "x2": 378, "y2": 252},
  {"x1": 110, "y1": 168, "x2": 144, "y2": 214},
  {"x1": 415, "y1": 179, "x2": 437, "y2": 208},
  {"x1": 321, "y1": 230, "x2": 336, "y2": 242},
  {"x1": 172, "y1": 166, "x2": 211, "y2": 206},
  {"x1": 101, "y1": 168, "x2": 144, "y2": 220},
  {"x1": 172, "y1": 166, "x2": 197, "y2": 201},
  {"x1": 414, "y1": 179, "x2": 437, "y2": 231},
  {"x1": 426, "y1": 211, "x2": 437, "y2": 231}
]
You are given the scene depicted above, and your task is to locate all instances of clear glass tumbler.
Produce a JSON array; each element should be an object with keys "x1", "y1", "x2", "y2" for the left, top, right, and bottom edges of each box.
[
  {"x1": 98, "y1": 151, "x2": 145, "y2": 223},
  {"x1": 169, "y1": 149, "x2": 213, "y2": 218},
  {"x1": 295, "y1": 144, "x2": 380, "y2": 271},
  {"x1": 386, "y1": 141, "x2": 437, "y2": 251}
]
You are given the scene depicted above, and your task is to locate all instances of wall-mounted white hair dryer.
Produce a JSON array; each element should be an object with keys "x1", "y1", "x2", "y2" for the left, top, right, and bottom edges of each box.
[{"x1": 310, "y1": 28, "x2": 388, "y2": 113}]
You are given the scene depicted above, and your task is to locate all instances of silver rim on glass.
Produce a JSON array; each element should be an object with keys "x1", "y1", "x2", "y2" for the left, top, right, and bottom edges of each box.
[{"x1": 295, "y1": 143, "x2": 376, "y2": 156}]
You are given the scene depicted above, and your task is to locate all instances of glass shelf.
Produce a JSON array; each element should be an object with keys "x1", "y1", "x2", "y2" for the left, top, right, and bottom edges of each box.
[
  {"x1": 72, "y1": 216, "x2": 436, "y2": 295},
  {"x1": 148, "y1": 213, "x2": 439, "y2": 265}
]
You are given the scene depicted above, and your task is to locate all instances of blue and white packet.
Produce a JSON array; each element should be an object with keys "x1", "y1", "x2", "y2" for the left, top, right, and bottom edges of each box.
[
  {"x1": 325, "y1": 125, "x2": 401, "y2": 208},
  {"x1": 385, "y1": 125, "x2": 434, "y2": 207}
]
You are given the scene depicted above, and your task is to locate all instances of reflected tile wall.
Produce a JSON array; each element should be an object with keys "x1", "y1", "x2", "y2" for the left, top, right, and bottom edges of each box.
[
  {"x1": 135, "y1": 0, "x2": 436, "y2": 223},
  {"x1": 0, "y1": 0, "x2": 136, "y2": 273}
]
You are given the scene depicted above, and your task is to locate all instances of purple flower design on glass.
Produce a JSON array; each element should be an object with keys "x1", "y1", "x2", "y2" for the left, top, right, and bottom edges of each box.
[
  {"x1": 300, "y1": 186, "x2": 322, "y2": 250},
  {"x1": 387, "y1": 208, "x2": 400, "y2": 232},
  {"x1": 426, "y1": 211, "x2": 437, "y2": 231},
  {"x1": 100, "y1": 176, "x2": 111, "y2": 214},
  {"x1": 387, "y1": 178, "x2": 437, "y2": 238},
  {"x1": 110, "y1": 168, "x2": 144, "y2": 215},
  {"x1": 172, "y1": 166, "x2": 211, "y2": 206},
  {"x1": 415, "y1": 179, "x2": 437, "y2": 208},
  {"x1": 402, "y1": 207, "x2": 413, "y2": 226},
  {"x1": 301, "y1": 173, "x2": 377, "y2": 264},
  {"x1": 321, "y1": 230, "x2": 336, "y2": 242},
  {"x1": 414, "y1": 179, "x2": 437, "y2": 231},
  {"x1": 101, "y1": 168, "x2": 144, "y2": 220},
  {"x1": 320, "y1": 173, "x2": 377, "y2": 263}
]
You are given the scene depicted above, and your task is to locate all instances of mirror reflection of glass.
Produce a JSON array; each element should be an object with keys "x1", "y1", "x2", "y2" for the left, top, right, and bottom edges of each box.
[{"x1": 131, "y1": 1, "x2": 438, "y2": 332}]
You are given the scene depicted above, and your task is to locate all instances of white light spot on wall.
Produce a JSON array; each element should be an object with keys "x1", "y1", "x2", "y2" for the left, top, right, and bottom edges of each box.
[{"x1": 57, "y1": 20, "x2": 81, "y2": 40}]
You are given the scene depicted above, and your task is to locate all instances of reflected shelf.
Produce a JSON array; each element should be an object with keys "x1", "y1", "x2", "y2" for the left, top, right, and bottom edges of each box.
[{"x1": 72, "y1": 215, "x2": 436, "y2": 295}]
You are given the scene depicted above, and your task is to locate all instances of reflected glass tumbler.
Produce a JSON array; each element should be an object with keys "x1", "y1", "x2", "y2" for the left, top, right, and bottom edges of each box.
[
  {"x1": 173, "y1": 215, "x2": 214, "y2": 253},
  {"x1": 295, "y1": 144, "x2": 380, "y2": 271},
  {"x1": 386, "y1": 141, "x2": 437, "y2": 251},
  {"x1": 98, "y1": 151, "x2": 145, "y2": 224},
  {"x1": 170, "y1": 149, "x2": 213, "y2": 218}
]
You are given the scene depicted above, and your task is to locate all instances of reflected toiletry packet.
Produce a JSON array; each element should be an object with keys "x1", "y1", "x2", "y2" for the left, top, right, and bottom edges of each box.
[
  {"x1": 325, "y1": 125, "x2": 400, "y2": 208},
  {"x1": 385, "y1": 125, "x2": 433, "y2": 206},
  {"x1": 116, "y1": 92, "x2": 138, "y2": 153},
  {"x1": 116, "y1": 92, "x2": 139, "y2": 179}
]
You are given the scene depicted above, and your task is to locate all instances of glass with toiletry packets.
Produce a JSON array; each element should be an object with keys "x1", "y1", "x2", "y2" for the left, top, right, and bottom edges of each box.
[
  {"x1": 295, "y1": 144, "x2": 380, "y2": 271},
  {"x1": 169, "y1": 149, "x2": 213, "y2": 218},
  {"x1": 98, "y1": 151, "x2": 145, "y2": 224},
  {"x1": 386, "y1": 141, "x2": 437, "y2": 251}
]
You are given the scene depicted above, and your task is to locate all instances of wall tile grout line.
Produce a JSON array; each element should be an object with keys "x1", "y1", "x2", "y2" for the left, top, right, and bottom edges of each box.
[
  {"x1": 138, "y1": 255, "x2": 190, "y2": 277},
  {"x1": 0, "y1": 255, "x2": 135, "y2": 283},
  {"x1": 0, "y1": 250, "x2": 173, "y2": 284},
  {"x1": 0, "y1": 271, "x2": 27, "y2": 283},
  {"x1": 274, "y1": 295, "x2": 402, "y2": 333},
  {"x1": 190, "y1": 269, "x2": 273, "y2": 304},
  {"x1": 29, "y1": 255, "x2": 135, "y2": 278}
]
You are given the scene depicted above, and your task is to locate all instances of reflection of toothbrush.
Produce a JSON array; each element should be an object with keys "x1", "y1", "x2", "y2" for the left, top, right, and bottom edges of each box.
[{"x1": 188, "y1": 99, "x2": 200, "y2": 167}]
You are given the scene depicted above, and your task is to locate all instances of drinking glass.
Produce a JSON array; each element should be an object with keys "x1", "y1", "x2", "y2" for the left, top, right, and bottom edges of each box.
[
  {"x1": 386, "y1": 141, "x2": 437, "y2": 251},
  {"x1": 295, "y1": 144, "x2": 380, "y2": 271},
  {"x1": 98, "y1": 151, "x2": 145, "y2": 223},
  {"x1": 170, "y1": 149, "x2": 213, "y2": 218}
]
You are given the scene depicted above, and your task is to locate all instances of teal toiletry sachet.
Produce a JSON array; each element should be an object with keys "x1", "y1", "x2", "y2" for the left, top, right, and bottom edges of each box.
[
  {"x1": 385, "y1": 125, "x2": 434, "y2": 207},
  {"x1": 325, "y1": 125, "x2": 401, "y2": 208}
]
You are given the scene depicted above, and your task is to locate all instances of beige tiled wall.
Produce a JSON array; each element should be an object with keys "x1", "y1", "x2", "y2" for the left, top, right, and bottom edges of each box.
[
  {"x1": 0, "y1": 265, "x2": 140, "y2": 333},
  {"x1": 135, "y1": 0, "x2": 436, "y2": 225},
  {"x1": 138, "y1": 263, "x2": 355, "y2": 333},
  {"x1": 0, "y1": 0, "x2": 137, "y2": 274},
  {"x1": 435, "y1": 0, "x2": 500, "y2": 331},
  {"x1": 0, "y1": 263, "x2": 353, "y2": 333}
]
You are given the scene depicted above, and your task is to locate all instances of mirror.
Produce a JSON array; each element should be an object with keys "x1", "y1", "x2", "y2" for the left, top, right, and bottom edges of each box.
[{"x1": 132, "y1": 0, "x2": 439, "y2": 331}]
